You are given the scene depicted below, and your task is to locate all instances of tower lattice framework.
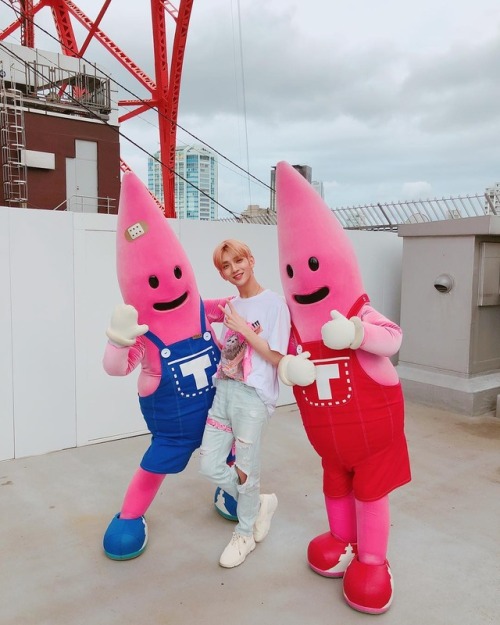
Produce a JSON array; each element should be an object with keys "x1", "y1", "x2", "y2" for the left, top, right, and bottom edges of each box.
[{"x1": 1, "y1": 0, "x2": 194, "y2": 216}]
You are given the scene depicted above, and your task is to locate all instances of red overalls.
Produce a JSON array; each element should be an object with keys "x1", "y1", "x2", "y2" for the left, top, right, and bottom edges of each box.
[{"x1": 292, "y1": 295, "x2": 411, "y2": 501}]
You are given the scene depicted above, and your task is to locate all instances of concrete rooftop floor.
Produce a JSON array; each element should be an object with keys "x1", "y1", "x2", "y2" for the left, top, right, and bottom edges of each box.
[{"x1": 1, "y1": 400, "x2": 499, "y2": 625}]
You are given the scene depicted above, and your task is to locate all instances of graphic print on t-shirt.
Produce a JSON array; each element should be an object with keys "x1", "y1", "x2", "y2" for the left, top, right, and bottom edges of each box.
[{"x1": 219, "y1": 321, "x2": 261, "y2": 382}]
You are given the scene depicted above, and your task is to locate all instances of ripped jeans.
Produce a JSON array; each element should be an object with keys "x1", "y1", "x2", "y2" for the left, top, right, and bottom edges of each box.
[{"x1": 199, "y1": 378, "x2": 269, "y2": 537}]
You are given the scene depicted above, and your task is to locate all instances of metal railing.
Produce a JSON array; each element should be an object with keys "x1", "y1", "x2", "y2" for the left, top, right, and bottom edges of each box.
[
  {"x1": 52, "y1": 195, "x2": 116, "y2": 214},
  {"x1": 216, "y1": 190, "x2": 500, "y2": 230},
  {"x1": 23, "y1": 61, "x2": 112, "y2": 117},
  {"x1": 332, "y1": 192, "x2": 498, "y2": 231},
  {"x1": 49, "y1": 189, "x2": 497, "y2": 225}
]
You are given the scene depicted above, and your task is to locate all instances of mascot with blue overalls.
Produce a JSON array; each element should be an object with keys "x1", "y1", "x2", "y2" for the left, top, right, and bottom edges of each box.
[{"x1": 102, "y1": 171, "x2": 226, "y2": 559}]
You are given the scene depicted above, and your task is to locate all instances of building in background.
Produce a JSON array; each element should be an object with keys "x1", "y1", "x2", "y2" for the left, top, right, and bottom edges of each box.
[
  {"x1": 238, "y1": 203, "x2": 276, "y2": 224},
  {"x1": 485, "y1": 183, "x2": 500, "y2": 213},
  {"x1": 149, "y1": 144, "x2": 218, "y2": 219},
  {"x1": 147, "y1": 150, "x2": 163, "y2": 204},
  {"x1": 312, "y1": 179, "x2": 324, "y2": 199},
  {"x1": 0, "y1": 42, "x2": 120, "y2": 213},
  {"x1": 176, "y1": 145, "x2": 218, "y2": 220},
  {"x1": 292, "y1": 164, "x2": 312, "y2": 183},
  {"x1": 270, "y1": 164, "x2": 313, "y2": 211}
]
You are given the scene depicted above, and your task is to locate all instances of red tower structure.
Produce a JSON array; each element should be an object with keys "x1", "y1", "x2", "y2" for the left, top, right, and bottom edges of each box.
[{"x1": 1, "y1": 0, "x2": 194, "y2": 216}]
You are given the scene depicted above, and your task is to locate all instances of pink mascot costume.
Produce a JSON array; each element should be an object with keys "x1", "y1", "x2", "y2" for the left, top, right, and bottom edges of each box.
[
  {"x1": 102, "y1": 171, "x2": 223, "y2": 560},
  {"x1": 275, "y1": 161, "x2": 411, "y2": 614}
]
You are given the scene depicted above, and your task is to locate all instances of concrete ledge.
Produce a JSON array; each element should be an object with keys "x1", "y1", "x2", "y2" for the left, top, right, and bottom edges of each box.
[{"x1": 397, "y1": 364, "x2": 500, "y2": 416}]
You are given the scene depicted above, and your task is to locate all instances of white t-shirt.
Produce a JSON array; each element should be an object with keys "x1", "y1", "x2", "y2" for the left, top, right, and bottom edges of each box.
[{"x1": 217, "y1": 289, "x2": 291, "y2": 414}]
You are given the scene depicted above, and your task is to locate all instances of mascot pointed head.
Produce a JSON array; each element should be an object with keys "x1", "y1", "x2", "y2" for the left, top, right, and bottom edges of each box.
[
  {"x1": 276, "y1": 161, "x2": 364, "y2": 342},
  {"x1": 116, "y1": 171, "x2": 201, "y2": 340}
]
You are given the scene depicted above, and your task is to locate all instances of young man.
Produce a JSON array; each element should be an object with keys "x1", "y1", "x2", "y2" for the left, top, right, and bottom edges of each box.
[{"x1": 199, "y1": 239, "x2": 291, "y2": 568}]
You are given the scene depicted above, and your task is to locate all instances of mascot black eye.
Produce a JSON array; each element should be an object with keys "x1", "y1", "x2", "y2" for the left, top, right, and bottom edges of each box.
[
  {"x1": 149, "y1": 275, "x2": 159, "y2": 288},
  {"x1": 286, "y1": 264, "x2": 294, "y2": 278},
  {"x1": 308, "y1": 257, "x2": 319, "y2": 271},
  {"x1": 174, "y1": 266, "x2": 182, "y2": 279}
]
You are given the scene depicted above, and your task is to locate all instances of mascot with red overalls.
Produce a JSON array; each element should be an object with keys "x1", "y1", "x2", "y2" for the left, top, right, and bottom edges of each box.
[{"x1": 275, "y1": 161, "x2": 411, "y2": 614}]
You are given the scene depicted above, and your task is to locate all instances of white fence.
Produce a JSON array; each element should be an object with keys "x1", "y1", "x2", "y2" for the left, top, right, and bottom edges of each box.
[{"x1": 0, "y1": 207, "x2": 403, "y2": 461}]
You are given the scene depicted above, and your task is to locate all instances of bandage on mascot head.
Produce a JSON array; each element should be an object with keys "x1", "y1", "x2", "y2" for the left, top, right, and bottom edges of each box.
[
  {"x1": 116, "y1": 171, "x2": 201, "y2": 344},
  {"x1": 275, "y1": 161, "x2": 364, "y2": 342}
]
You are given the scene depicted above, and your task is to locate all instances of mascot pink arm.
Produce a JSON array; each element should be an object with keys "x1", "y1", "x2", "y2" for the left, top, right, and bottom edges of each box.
[
  {"x1": 101, "y1": 171, "x2": 226, "y2": 561},
  {"x1": 275, "y1": 161, "x2": 411, "y2": 615},
  {"x1": 103, "y1": 299, "x2": 224, "y2": 394}
]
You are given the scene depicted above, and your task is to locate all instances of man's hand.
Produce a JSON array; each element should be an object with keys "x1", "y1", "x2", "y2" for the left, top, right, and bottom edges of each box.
[
  {"x1": 218, "y1": 300, "x2": 249, "y2": 336},
  {"x1": 106, "y1": 304, "x2": 149, "y2": 347},
  {"x1": 278, "y1": 352, "x2": 316, "y2": 386}
]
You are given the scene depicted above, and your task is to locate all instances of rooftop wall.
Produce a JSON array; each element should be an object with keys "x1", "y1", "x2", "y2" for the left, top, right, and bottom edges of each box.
[{"x1": 0, "y1": 206, "x2": 402, "y2": 460}]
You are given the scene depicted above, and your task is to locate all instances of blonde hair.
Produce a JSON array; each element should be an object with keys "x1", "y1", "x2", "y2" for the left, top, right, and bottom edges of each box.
[{"x1": 213, "y1": 239, "x2": 253, "y2": 271}]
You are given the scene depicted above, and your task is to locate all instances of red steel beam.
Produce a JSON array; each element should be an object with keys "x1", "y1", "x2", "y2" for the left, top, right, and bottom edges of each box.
[
  {"x1": 50, "y1": 0, "x2": 79, "y2": 56},
  {"x1": 156, "y1": 0, "x2": 193, "y2": 215},
  {"x1": 1, "y1": 0, "x2": 195, "y2": 218}
]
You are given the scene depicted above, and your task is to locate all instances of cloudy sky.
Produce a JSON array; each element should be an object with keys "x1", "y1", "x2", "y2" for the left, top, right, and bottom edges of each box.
[{"x1": 1, "y1": 0, "x2": 500, "y2": 215}]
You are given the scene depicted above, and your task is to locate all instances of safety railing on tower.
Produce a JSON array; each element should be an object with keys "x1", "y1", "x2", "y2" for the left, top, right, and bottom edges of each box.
[{"x1": 24, "y1": 61, "x2": 112, "y2": 119}]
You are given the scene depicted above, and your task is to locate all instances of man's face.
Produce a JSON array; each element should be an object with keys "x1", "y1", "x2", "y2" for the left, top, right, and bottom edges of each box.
[{"x1": 219, "y1": 249, "x2": 255, "y2": 287}]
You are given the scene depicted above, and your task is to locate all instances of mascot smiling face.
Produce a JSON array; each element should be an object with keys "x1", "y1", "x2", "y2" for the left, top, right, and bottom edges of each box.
[
  {"x1": 275, "y1": 161, "x2": 364, "y2": 343},
  {"x1": 116, "y1": 171, "x2": 201, "y2": 344}
]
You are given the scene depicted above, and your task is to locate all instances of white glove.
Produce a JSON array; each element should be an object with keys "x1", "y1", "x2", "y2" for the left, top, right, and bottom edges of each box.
[
  {"x1": 321, "y1": 310, "x2": 364, "y2": 350},
  {"x1": 106, "y1": 304, "x2": 149, "y2": 347},
  {"x1": 278, "y1": 352, "x2": 316, "y2": 387}
]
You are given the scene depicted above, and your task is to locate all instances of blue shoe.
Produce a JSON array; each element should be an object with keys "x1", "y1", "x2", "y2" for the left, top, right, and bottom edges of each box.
[
  {"x1": 214, "y1": 487, "x2": 238, "y2": 521},
  {"x1": 103, "y1": 513, "x2": 148, "y2": 560}
]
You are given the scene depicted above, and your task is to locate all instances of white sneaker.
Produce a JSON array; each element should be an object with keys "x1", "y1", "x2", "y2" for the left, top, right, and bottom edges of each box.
[
  {"x1": 253, "y1": 493, "x2": 278, "y2": 543},
  {"x1": 219, "y1": 532, "x2": 256, "y2": 568}
]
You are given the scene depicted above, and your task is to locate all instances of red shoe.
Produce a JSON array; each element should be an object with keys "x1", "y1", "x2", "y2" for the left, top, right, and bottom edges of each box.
[
  {"x1": 307, "y1": 532, "x2": 357, "y2": 578},
  {"x1": 343, "y1": 557, "x2": 393, "y2": 614}
]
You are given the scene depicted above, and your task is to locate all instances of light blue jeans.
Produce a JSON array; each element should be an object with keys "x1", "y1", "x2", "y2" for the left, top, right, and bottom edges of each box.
[{"x1": 199, "y1": 378, "x2": 269, "y2": 537}]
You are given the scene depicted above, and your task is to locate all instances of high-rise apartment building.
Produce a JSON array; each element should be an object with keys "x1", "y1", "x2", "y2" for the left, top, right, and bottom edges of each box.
[
  {"x1": 147, "y1": 144, "x2": 218, "y2": 219},
  {"x1": 175, "y1": 145, "x2": 218, "y2": 220}
]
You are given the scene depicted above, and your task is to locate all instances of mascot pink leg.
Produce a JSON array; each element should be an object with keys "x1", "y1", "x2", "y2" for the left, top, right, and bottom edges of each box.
[
  {"x1": 308, "y1": 493, "x2": 357, "y2": 577},
  {"x1": 102, "y1": 172, "x2": 223, "y2": 560},
  {"x1": 120, "y1": 468, "x2": 165, "y2": 519},
  {"x1": 355, "y1": 497, "x2": 390, "y2": 566},
  {"x1": 275, "y1": 161, "x2": 411, "y2": 614}
]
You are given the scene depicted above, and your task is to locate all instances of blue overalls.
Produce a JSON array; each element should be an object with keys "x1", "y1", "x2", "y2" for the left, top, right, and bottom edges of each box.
[{"x1": 139, "y1": 301, "x2": 220, "y2": 474}]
